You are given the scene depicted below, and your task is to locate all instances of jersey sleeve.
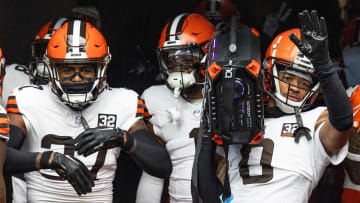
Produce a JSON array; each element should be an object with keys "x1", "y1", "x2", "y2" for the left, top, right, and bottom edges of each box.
[
  {"x1": 117, "y1": 90, "x2": 146, "y2": 131},
  {"x1": 312, "y1": 109, "x2": 348, "y2": 184},
  {"x1": 5, "y1": 94, "x2": 20, "y2": 114},
  {"x1": 140, "y1": 88, "x2": 163, "y2": 138},
  {"x1": 136, "y1": 98, "x2": 152, "y2": 120},
  {"x1": 350, "y1": 85, "x2": 360, "y2": 128},
  {"x1": 0, "y1": 105, "x2": 10, "y2": 142}
]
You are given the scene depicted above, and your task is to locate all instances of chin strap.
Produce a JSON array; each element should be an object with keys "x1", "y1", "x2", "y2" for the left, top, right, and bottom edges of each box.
[
  {"x1": 167, "y1": 88, "x2": 181, "y2": 124},
  {"x1": 293, "y1": 106, "x2": 311, "y2": 143}
]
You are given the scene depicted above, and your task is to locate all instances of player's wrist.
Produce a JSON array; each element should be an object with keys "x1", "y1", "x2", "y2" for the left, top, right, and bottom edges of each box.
[
  {"x1": 39, "y1": 151, "x2": 54, "y2": 169},
  {"x1": 118, "y1": 128, "x2": 134, "y2": 151}
]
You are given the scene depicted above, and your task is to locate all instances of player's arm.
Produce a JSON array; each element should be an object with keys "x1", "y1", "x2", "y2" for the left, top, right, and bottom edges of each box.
[
  {"x1": 197, "y1": 136, "x2": 222, "y2": 203},
  {"x1": 342, "y1": 86, "x2": 360, "y2": 184},
  {"x1": 4, "y1": 113, "x2": 94, "y2": 195},
  {"x1": 289, "y1": 10, "x2": 352, "y2": 155},
  {"x1": 0, "y1": 140, "x2": 6, "y2": 203},
  {"x1": 75, "y1": 119, "x2": 172, "y2": 178},
  {"x1": 343, "y1": 128, "x2": 360, "y2": 184},
  {"x1": 146, "y1": 121, "x2": 165, "y2": 146}
]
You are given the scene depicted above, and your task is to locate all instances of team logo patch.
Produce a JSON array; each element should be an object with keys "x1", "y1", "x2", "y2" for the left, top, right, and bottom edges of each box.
[
  {"x1": 193, "y1": 109, "x2": 201, "y2": 118},
  {"x1": 98, "y1": 114, "x2": 117, "y2": 128},
  {"x1": 281, "y1": 123, "x2": 298, "y2": 137}
]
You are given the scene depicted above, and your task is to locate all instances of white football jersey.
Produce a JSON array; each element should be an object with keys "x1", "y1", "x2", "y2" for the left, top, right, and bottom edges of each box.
[
  {"x1": 2, "y1": 64, "x2": 31, "y2": 106},
  {"x1": 226, "y1": 107, "x2": 348, "y2": 203},
  {"x1": 6, "y1": 85, "x2": 142, "y2": 202},
  {"x1": 0, "y1": 104, "x2": 9, "y2": 142},
  {"x1": 138, "y1": 85, "x2": 202, "y2": 203}
]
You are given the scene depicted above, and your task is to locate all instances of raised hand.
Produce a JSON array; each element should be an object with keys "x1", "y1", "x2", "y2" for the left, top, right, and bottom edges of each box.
[
  {"x1": 289, "y1": 10, "x2": 329, "y2": 62},
  {"x1": 263, "y1": 2, "x2": 292, "y2": 38}
]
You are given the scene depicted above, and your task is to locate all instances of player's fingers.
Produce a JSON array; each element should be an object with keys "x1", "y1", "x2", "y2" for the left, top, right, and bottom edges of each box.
[
  {"x1": 77, "y1": 140, "x2": 100, "y2": 156},
  {"x1": 83, "y1": 146, "x2": 99, "y2": 157},
  {"x1": 74, "y1": 129, "x2": 94, "y2": 143},
  {"x1": 277, "y1": 2, "x2": 286, "y2": 19},
  {"x1": 74, "y1": 134, "x2": 95, "y2": 151},
  {"x1": 289, "y1": 33, "x2": 302, "y2": 50},
  {"x1": 71, "y1": 156, "x2": 95, "y2": 187},
  {"x1": 320, "y1": 17, "x2": 328, "y2": 36},
  {"x1": 302, "y1": 10, "x2": 313, "y2": 31},
  {"x1": 67, "y1": 175, "x2": 83, "y2": 195},
  {"x1": 311, "y1": 10, "x2": 321, "y2": 34},
  {"x1": 76, "y1": 165, "x2": 93, "y2": 193}
]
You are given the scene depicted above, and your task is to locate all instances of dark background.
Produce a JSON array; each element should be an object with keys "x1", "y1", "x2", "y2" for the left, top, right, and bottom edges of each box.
[
  {"x1": 0, "y1": 0, "x2": 345, "y2": 91},
  {"x1": 0, "y1": 0, "x2": 347, "y2": 202}
]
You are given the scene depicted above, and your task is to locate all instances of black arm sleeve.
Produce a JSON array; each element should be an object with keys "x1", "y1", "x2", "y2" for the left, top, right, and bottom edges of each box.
[
  {"x1": 198, "y1": 136, "x2": 222, "y2": 203},
  {"x1": 314, "y1": 58, "x2": 353, "y2": 131},
  {"x1": 127, "y1": 129, "x2": 172, "y2": 178},
  {"x1": 4, "y1": 147, "x2": 39, "y2": 174},
  {"x1": 7, "y1": 125, "x2": 26, "y2": 149}
]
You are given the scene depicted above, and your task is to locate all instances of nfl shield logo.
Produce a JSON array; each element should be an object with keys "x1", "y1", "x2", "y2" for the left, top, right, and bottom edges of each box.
[
  {"x1": 75, "y1": 115, "x2": 82, "y2": 125},
  {"x1": 193, "y1": 109, "x2": 201, "y2": 118}
]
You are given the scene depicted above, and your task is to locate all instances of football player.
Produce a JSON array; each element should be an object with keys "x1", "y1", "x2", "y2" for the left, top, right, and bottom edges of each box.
[
  {"x1": 340, "y1": 15, "x2": 360, "y2": 203},
  {"x1": 0, "y1": 48, "x2": 10, "y2": 203},
  {"x1": 2, "y1": 17, "x2": 68, "y2": 105},
  {"x1": 135, "y1": 13, "x2": 216, "y2": 203},
  {"x1": 2, "y1": 17, "x2": 68, "y2": 203},
  {"x1": 342, "y1": 85, "x2": 360, "y2": 203},
  {"x1": 195, "y1": 10, "x2": 353, "y2": 203},
  {"x1": 5, "y1": 19, "x2": 172, "y2": 202}
]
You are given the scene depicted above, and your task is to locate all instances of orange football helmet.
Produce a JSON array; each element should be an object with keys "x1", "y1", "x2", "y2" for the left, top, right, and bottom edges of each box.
[
  {"x1": 44, "y1": 19, "x2": 111, "y2": 109},
  {"x1": 263, "y1": 28, "x2": 320, "y2": 113},
  {"x1": 157, "y1": 13, "x2": 215, "y2": 97},
  {"x1": 30, "y1": 17, "x2": 68, "y2": 85}
]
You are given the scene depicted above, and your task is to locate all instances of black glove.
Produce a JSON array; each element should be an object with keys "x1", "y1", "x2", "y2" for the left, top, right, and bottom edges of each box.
[
  {"x1": 74, "y1": 127, "x2": 133, "y2": 157},
  {"x1": 289, "y1": 10, "x2": 329, "y2": 62},
  {"x1": 263, "y1": 2, "x2": 292, "y2": 38},
  {"x1": 41, "y1": 151, "x2": 94, "y2": 196}
]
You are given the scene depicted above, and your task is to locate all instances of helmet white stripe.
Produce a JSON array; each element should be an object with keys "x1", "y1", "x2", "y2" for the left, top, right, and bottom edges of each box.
[
  {"x1": 169, "y1": 13, "x2": 187, "y2": 41},
  {"x1": 72, "y1": 20, "x2": 81, "y2": 54},
  {"x1": 53, "y1": 18, "x2": 67, "y2": 30}
]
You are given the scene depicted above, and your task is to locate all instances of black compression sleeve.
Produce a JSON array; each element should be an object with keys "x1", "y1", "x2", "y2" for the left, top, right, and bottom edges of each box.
[
  {"x1": 198, "y1": 136, "x2": 222, "y2": 203},
  {"x1": 314, "y1": 58, "x2": 353, "y2": 131},
  {"x1": 4, "y1": 147, "x2": 39, "y2": 174},
  {"x1": 127, "y1": 129, "x2": 172, "y2": 178},
  {"x1": 7, "y1": 125, "x2": 26, "y2": 149}
]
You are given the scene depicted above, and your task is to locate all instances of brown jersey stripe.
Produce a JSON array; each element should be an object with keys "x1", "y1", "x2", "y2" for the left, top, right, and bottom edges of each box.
[
  {"x1": 137, "y1": 99, "x2": 152, "y2": 119},
  {"x1": 142, "y1": 101, "x2": 152, "y2": 119},
  {"x1": 0, "y1": 122, "x2": 9, "y2": 128},
  {"x1": 6, "y1": 104, "x2": 18, "y2": 109},
  {"x1": 0, "y1": 113, "x2": 8, "y2": 118},
  {"x1": 314, "y1": 110, "x2": 329, "y2": 132}
]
